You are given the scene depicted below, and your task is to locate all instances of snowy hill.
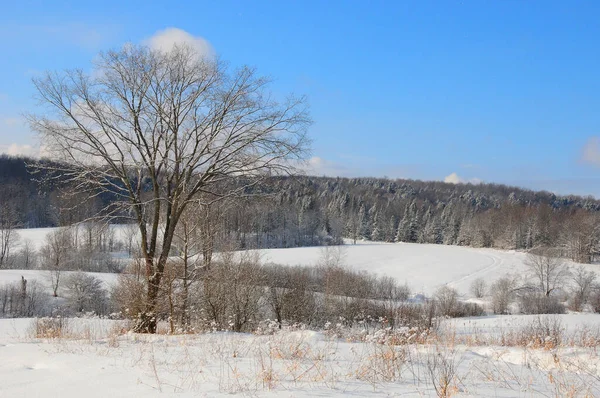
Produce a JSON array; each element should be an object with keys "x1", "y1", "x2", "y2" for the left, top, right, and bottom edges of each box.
[{"x1": 4, "y1": 226, "x2": 600, "y2": 297}]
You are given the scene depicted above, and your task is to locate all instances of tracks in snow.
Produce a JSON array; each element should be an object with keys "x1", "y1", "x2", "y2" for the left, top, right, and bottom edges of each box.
[{"x1": 445, "y1": 250, "x2": 503, "y2": 289}]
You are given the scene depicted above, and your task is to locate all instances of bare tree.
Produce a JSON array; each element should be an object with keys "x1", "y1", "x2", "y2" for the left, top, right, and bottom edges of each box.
[
  {"x1": 561, "y1": 211, "x2": 600, "y2": 263},
  {"x1": 15, "y1": 239, "x2": 36, "y2": 270},
  {"x1": 491, "y1": 276, "x2": 518, "y2": 314},
  {"x1": 434, "y1": 285, "x2": 460, "y2": 317},
  {"x1": 28, "y1": 44, "x2": 310, "y2": 333},
  {"x1": 203, "y1": 250, "x2": 264, "y2": 332},
  {"x1": 569, "y1": 266, "x2": 596, "y2": 311},
  {"x1": 198, "y1": 198, "x2": 230, "y2": 269},
  {"x1": 64, "y1": 272, "x2": 108, "y2": 315},
  {"x1": 0, "y1": 203, "x2": 19, "y2": 269},
  {"x1": 171, "y1": 202, "x2": 224, "y2": 329},
  {"x1": 469, "y1": 277, "x2": 487, "y2": 298},
  {"x1": 40, "y1": 227, "x2": 74, "y2": 297},
  {"x1": 525, "y1": 248, "x2": 570, "y2": 297},
  {"x1": 122, "y1": 223, "x2": 140, "y2": 256}
]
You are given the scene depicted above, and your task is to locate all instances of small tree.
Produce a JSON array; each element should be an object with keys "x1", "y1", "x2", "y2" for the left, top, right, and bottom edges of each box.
[
  {"x1": 203, "y1": 250, "x2": 264, "y2": 332},
  {"x1": 435, "y1": 285, "x2": 460, "y2": 317},
  {"x1": 64, "y1": 272, "x2": 108, "y2": 315},
  {"x1": 524, "y1": 249, "x2": 570, "y2": 297},
  {"x1": 491, "y1": 277, "x2": 517, "y2": 314},
  {"x1": 40, "y1": 227, "x2": 75, "y2": 297},
  {"x1": 14, "y1": 239, "x2": 36, "y2": 270},
  {"x1": 469, "y1": 277, "x2": 487, "y2": 298},
  {"x1": 569, "y1": 266, "x2": 596, "y2": 311},
  {"x1": 0, "y1": 203, "x2": 19, "y2": 269}
]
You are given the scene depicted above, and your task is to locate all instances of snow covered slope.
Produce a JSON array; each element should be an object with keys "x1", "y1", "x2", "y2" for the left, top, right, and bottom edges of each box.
[
  {"x1": 257, "y1": 241, "x2": 600, "y2": 295},
  {"x1": 6, "y1": 227, "x2": 600, "y2": 296}
]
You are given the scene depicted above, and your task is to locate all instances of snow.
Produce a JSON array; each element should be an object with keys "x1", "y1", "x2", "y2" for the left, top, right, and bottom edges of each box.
[
  {"x1": 1, "y1": 317, "x2": 600, "y2": 397},
  {"x1": 449, "y1": 313, "x2": 600, "y2": 335},
  {"x1": 257, "y1": 241, "x2": 600, "y2": 295},
  {"x1": 6, "y1": 226, "x2": 600, "y2": 298},
  {"x1": 14, "y1": 224, "x2": 138, "y2": 251},
  {"x1": 3, "y1": 227, "x2": 600, "y2": 396},
  {"x1": 0, "y1": 269, "x2": 119, "y2": 291}
]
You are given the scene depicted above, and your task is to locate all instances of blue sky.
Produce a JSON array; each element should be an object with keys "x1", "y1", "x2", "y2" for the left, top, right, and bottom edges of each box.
[{"x1": 1, "y1": 1, "x2": 600, "y2": 196}]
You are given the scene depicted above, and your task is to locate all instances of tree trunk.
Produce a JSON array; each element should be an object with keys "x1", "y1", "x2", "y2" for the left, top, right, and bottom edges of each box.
[
  {"x1": 133, "y1": 257, "x2": 162, "y2": 333},
  {"x1": 134, "y1": 278, "x2": 160, "y2": 333}
]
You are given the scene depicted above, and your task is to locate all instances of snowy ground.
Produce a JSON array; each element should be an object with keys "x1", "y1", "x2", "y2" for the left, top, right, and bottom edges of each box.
[
  {"x1": 15, "y1": 225, "x2": 136, "y2": 251},
  {"x1": 1, "y1": 316, "x2": 600, "y2": 397},
  {"x1": 0, "y1": 269, "x2": 119, "y2": 291},
  {"x1": 3, "y1": 227, "x2": 600, "y2": 396}
]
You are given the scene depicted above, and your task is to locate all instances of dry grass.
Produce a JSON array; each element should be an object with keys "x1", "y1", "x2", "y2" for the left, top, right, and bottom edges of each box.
[
  {"x1": 30, "y1": 317, "x2": 70, "y2": 339},
  {"x1": 19, "y1": 316, "x2": 600, "y2": 396}
]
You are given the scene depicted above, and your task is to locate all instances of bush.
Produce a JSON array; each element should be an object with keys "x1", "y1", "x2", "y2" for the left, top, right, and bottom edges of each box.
[
  {"x1": 64, "y1": 272, "x2": 109, "y2": 315},
  {"x1": 31, "y1": 317, "x2": 69, "y2": 338},
  {"x1": 431, "y1": 286, "x2": 484, "y2": 319},
  {"x1": 434, "y1": 286, "x2": 459, "y2": 317},
  {"x1": 518, "y1": 293, "x2": 565, "y2": 315},
  {"x1": 452, "y1": 301, "x2": 485, "y2": 317},
  {"x1": 470, "y1": 278, "x2": 487, "y2": 298},
  {"x1": 518, "y1": 316, "x2": 564, "y2": 348},
  {"x1": 491, "y1": 277, "x2": 516, "y2": 314},
  {"x1": 203, "y1": 251, "x2": 264, "y2": 332},
  {"x1": 569, "y1": 267, "x2": 596, "y2": 312},
  {"x1": 111, "y1": 261, "x2": 147, "y2": 319}
]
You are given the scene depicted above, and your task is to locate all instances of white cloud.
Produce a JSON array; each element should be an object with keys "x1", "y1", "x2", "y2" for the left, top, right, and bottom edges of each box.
[
  {"x1": 305, "y1": 156, "x2": 350, "y2": 177},
  {"x1": 444, "y1": 172, "x2": 463, "y2": 184},
  {"x1": 581, "y1": 137, "x2": 600, "y2": 166},
  {"x1": 444, "y1": 172, "x2": 482, "y2": 185},
  {"x1": 146, "y1": 28, "x2": 215, "y2": 59}
]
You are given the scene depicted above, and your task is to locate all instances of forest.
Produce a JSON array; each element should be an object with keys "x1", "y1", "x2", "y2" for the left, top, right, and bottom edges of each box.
[{"x1": 1, "y1": 154, "x2": 599, "y2": 264}]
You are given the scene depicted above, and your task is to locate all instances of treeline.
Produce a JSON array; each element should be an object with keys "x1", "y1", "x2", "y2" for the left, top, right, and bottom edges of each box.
[
  {"x1": 2, "y1": 155, "x2": 600, "y2": 262},
  {"x1": 0, "y1": 155, "x2": 114, "y2": 227},
  {"x1": 220, "y1": 176, "x2": 600, "y2": 263}
]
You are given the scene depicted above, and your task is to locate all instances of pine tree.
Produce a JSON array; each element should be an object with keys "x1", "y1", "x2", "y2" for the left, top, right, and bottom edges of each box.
[
  {"x1": 387, "y1": 215, "x2": 398, "y2": 242},
  {"x1": 371, "y1": 211, "x2": 386, "y2": 241},
  {"x1": 395, "y1": 205, "x2": 410, "y2": 242},
  {"x1": 406, "y1": 201, "x2": 420, "y2": 243}
]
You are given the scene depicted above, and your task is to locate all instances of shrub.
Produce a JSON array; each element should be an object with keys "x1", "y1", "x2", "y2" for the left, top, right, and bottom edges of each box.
[
  {"x1": 111, "y1": 261, "x2": 148, "y2": 319},
  {"x1": 435, "y1": 286, "x2": 459, "y2": 317},
  {"x1": 491, "y1": 277, "x2": 516, "y2": 314},
  {"x1": 518, "y1": 293, "x2": 565, "y2": 315},
  {"x1": 31, "y1": 317, "x2": 69, "y2": 338},
  {"x1": 64, "y1": 272, "x2": 109, "y2": 315},
  {"x1": 452, "y1": 301, "x2": 485, "y2": 317},
  {"x1": 569, "y1": 267, "x2": 596, "y2": 312},
  {"x1": 519, "y1": 316, "x2": 564, "y2": 348},
  {"x1": 470, "y1": 278, "x2": 487, "y2": 298}
]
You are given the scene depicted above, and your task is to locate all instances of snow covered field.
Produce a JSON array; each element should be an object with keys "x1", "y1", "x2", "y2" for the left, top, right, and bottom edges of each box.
[
  {"x1": 3, "y1": 227, "x2": 600, "y2": 396},
  {"x1": 1, "y1": 315, "x2": 600, "y2": 397},
  {"x1": 259, "y1": 241, "x2": 600, "y2": 296}
]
